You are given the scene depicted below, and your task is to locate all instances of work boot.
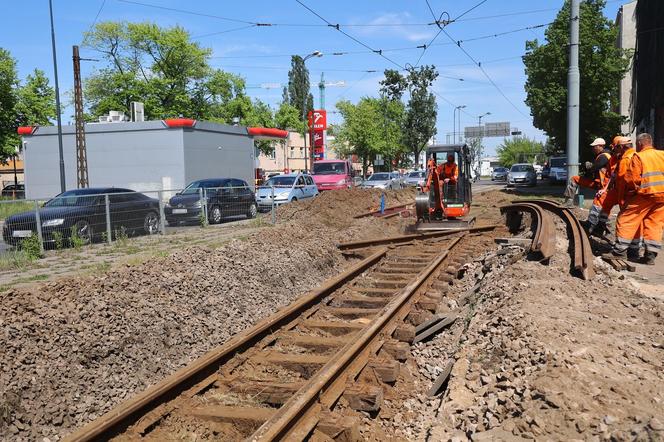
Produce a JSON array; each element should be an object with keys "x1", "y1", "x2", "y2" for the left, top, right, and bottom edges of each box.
[
  {"x1": 639, "y1": 252, "x2": 657, "y2": 266},
  {"x1": 590, "y1": 222, "x2": 609, "y2": 238},
  {"x1": 627, "y1": 250, "x2": 641, "y2": 263}
]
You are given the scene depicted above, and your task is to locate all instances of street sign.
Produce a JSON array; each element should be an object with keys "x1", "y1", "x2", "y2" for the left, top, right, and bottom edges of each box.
[
  {"x1": 485, "y1": 122, "x2": 511, "y2": 137},
  {"x1": 464, "y1": 126, "x2": 484, "y2": 138},
  {"x1": 307, "y1": 110, "x2": 327, "y2": 130}
]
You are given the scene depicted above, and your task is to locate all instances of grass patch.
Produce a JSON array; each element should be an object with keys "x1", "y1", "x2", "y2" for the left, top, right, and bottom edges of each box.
[
  {"x1": 0, "y1": 250, "x2": 36, "y2": 271},
  {"x1": 0, "y1": 200, "x2": 34, "y2": 221}
]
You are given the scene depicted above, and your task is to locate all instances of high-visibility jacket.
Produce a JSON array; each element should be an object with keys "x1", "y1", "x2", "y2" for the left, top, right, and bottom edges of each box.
[
  {"x1": 627, "y1": 145, "x2": 664, "y2": 196},
  {"x1": 585, "y1": 150, "x2": 612, "y2": 186},
  {"x1": 440, "y1": 162, "x2": 458, "y2": 182},
  {"x1": 610, "y1": 147, "x2": 636, "y2": 205}
]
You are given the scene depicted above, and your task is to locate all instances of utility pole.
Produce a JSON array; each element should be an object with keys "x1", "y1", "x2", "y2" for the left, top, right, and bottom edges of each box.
[
  {"x1": 72, "y1": 45, "x2": 89, "y2": 188},
  {"x1": 301, "y1": 51, "x2": 322, "y2": 172},
  {"x1": 49, "y1": 0, "x2": 66, "y2": 192},
  {"x1": 567, "y1": 0, "x2": 580, "y2": 196}
]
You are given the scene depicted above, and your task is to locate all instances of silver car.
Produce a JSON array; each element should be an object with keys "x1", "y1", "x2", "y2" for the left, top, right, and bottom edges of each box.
[
  {"x1": 405, "y1": 170, "x2": 427, "y2": 187},
  {"x1": 255, "y1": 173, "x2": 319, "y2": 210},
  {"x1": 359, "y1": 172, "x2": 400, "y2": 190},
  {"x1": 507, "y1": 164, "x2": 537, "y2": 187}
]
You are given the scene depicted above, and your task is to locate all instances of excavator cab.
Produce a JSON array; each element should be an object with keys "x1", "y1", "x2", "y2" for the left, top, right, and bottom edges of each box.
[{"x1": 414, "y1": 144, "x2": 474, "y2": 230}]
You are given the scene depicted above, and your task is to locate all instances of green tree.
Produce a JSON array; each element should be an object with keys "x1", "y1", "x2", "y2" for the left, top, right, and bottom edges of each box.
[
  {"x1": 497, "y1": 137, "x2": 544, "y2": 168},
  {"x1": 380, "y1": 66, "x2": 438, "y2": 166},
  {"x1": 15, "y1": 69, "x2": 56, "y2": 127},
  {"x1": 523, "y1": 0, "x2": 630, "y2": 158},
  {"x1": 275, "y1": 102, "x2": 304, "y2": 133},
  {"x1": 0, "y1": 48, "x2": 18, "y2": 158},
  {"x1": 287, "y1": 55, "x2": 313, "y2": 123},
  {"x1": 83, "y1": 21, "x2": 246, "y2": 121}
]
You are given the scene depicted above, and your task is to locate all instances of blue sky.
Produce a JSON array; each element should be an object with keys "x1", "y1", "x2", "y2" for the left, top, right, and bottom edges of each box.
[{"x1": 2, "y1": 0, "x2": 626, "y2": 155}]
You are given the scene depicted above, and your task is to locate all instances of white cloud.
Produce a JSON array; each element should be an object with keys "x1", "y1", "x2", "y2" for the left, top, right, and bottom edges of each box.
[{"x1": 352, "y1": 12, "x2": 435, "y2": 42}]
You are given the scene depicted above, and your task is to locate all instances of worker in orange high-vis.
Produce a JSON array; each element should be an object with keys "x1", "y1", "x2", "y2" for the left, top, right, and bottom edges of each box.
[
  {"x1": 564, "y1": 138, "x2": 612, "y2": 203},
  {"x1": 587, "y1": 137, "x2": 628, "y2": 233},
  {"x1": 608, "y1": 133, "x2": 664, "y2": 265},
  {"x1": 438, "y1": 154, "x2": 459, "y2": 200}
]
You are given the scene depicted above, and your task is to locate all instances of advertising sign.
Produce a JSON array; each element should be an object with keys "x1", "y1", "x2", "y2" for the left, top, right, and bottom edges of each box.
[
  {"x1": 485, "y1": 122, "x2": 511, "y2": 137},
  {"x1": 313, "y1": 147, "x2": 324, "y2": 160},
  {"x1": 307, "y1": 110, "x2": 327, "y2": 130},
  {"x1": 312, "y1": 130, "x2": 324, "y2": 147}
]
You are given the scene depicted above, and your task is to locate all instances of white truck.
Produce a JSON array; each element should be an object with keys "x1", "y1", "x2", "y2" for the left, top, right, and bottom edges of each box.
[{"x1": 547, "y1": 156, "x2": 568, "y2": 184}]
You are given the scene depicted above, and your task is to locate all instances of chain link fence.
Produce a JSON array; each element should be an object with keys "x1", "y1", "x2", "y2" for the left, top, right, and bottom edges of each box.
[{"x1": 0, "y1": 183, "x2": 293, "y2": 262}]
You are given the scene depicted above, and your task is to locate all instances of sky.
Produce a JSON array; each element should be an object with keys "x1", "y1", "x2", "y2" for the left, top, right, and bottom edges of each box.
[{"x1": 1, "y1": 0, "x2": 627, "y2": 156}]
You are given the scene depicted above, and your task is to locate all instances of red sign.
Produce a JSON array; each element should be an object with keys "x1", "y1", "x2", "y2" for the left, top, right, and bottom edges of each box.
[
  {"x1": 312, "y1": 130, "x2": 324, "y2": 147},
  {"x1": 307, "y1": 110, "x2": 327, "y2": 130},
  {"x1": 313, "y1": 147, "x2": 324, "y2": 160}
]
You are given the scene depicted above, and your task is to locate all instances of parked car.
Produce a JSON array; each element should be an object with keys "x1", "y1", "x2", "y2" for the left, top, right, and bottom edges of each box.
[
  {"x1": 1, "y1": 183, "x2": 25, "y2": 199},
  {"x1": 2, "y1": 187, "x2": 160, "y2": 247},
  {"x1": 255, "y1": 173, "x2": 319, "y2": 211},
  {"x1": 491, "y1": 167, "x2": 508, "y2": 181},
  {"x1": 507, "y1": 164, "x2": 538, "y2": 187},
  {"x1": 541, "y1": 164, "x2": 550, "y2": 180},
  {"x1": 391, "y1": 172, "x2": 406, "y2": 188},
  {"x1": 547, "y1": 156, "x2": 568, "y2": 184},
  {"x1": 405, "y1": 170, "x2": 427, "y2": 187},
  {"x1": 165, "y1": 178, "x2": 257, "y2": 225},
  {"x1": 359, "y1": 172, "x2": 401, "y2": 190},
  {"x1": 312, "y1": 159, "x2": 354, "y2": 191}
]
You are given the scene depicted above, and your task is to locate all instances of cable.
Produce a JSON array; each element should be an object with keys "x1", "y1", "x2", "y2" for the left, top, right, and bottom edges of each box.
[
  {"x1": 415, "y1": 0, "x2": 449, "y2": 67},
  {"x1": 295, "y1": 0, "x2": 405, "y2": 70},
  {"x1": 192, "y1": 25, "x2": 257, "y2": 39},
  {"x1": 117, "y1": 0, "x2": 258, "y2": 24},
  {"x1": 451, "y1": 0, "x2": 489, "y2": 22},
  {"x1": 441, "y1": 27, "x2": 529, "y2": 118},
  {"x1": 85, "y1": 0, "x2": 107, "y2": 37}
]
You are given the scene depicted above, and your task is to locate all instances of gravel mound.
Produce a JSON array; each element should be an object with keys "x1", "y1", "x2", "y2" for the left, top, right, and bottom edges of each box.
[{"x1": 0, "y1": 188, "x2": 410, "y2": 441}]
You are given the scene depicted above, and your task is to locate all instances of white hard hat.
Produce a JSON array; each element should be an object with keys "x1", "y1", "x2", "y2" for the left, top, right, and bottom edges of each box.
[{"x1": 590, "y1": 138, "x2": 606, "y2": 146}]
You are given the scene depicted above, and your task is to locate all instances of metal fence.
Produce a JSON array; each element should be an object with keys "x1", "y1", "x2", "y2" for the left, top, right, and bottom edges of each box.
[{"x1": 0, "y1": 184, "x2": 293, "y2": 260}]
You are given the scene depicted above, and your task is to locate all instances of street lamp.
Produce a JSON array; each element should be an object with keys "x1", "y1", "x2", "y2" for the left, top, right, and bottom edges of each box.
[
  {"x1": 49, "y1": 0, "x2": 66, "y2": 192},
  {"x1": 477, "y1": 112, "x2": 491, "y2": 134},
  {"x1": 301, "y1": 51, "x2": 323, "y2": 172},
  {"x1": 453, "y1": 105, "x2": 466, "y2": 143}
]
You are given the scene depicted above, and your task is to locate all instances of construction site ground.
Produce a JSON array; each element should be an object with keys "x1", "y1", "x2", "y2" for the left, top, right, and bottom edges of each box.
[{"x1": 0, "y1": 186, "x2": 662, "y2": 441}]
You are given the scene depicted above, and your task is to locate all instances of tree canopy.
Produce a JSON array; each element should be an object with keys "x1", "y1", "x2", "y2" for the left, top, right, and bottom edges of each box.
[
  {"x1": 523, "y1": 0, "x2": 630, "y2": 157},
  {"x1": 287, "y1": 55, "x2": 314, "y2": 126},
  {"x1": 496, "y1": 137, "x2": 545, "y2": 168}
]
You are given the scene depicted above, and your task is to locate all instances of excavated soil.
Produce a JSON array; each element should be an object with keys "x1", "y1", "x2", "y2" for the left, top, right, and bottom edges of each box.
[{"x1": 0, "y1": 188, "x2": 413, "y2": 441}]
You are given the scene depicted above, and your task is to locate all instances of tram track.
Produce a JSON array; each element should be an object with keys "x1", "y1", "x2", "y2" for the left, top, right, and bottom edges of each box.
[{"x1": 65, "y1": 229, "x2": 498, "y2": 441}]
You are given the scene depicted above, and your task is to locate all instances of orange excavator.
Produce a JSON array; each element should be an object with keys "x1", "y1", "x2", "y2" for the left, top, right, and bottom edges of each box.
[{"x1": 414, "y1": 144, "x2": 474, "y2": 230}]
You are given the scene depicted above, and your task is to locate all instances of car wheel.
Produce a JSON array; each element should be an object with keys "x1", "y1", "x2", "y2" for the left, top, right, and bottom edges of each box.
[
  {"x1": 291, "y1": 197, "x2": 298, "y2": 202},
  {"x1": 246, "y1": 202, "x2": 257, "y2": 219},
  {"x1": 72, "y1": 219, "x2": 93, "y2": 245},
  {"x1": 143, "y1": 211, "x2": 160, "y2": 234},
  {"x1": 209, "y1": 205, "x2": 222, "y2": 224}
]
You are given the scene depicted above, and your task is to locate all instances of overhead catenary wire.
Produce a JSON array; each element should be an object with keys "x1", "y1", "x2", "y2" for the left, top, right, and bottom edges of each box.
[{"x1": 84, "y1": 0, "x2": 107, "y2": 37}]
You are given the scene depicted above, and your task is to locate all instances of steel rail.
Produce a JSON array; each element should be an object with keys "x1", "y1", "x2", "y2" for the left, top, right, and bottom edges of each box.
[
  {"x1": 336, "y1": 224, "x2": 500, "y2": 250},
  {"x1": 249, "y1": 236, "x2": 464, "y2": 441},
  {"x1": 500, "y1": 203, "x2": 555, "y2": 259},
  {"x1": 64, "y1": 248, "x2": 388, "y2": 442},
  {"x1": 353, "y1": 203, "x2": 410, "y2": 219},
  {"x1": 516, "y1": 199, "x2": 594, "y2": 280}
]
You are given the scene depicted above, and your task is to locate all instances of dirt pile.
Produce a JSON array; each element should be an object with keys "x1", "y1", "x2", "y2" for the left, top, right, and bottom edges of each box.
[
  {"x1": 428, "y1": 250, "x2": 664, "y2": 440},
  {"x1": 0, "y1": 188, "x2": 409, "y2": 441}
]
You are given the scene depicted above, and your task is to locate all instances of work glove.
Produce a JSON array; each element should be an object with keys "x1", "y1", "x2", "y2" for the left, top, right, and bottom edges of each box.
[{"x1": 584, "y1": 161, "x2": 593, "y2": 170}]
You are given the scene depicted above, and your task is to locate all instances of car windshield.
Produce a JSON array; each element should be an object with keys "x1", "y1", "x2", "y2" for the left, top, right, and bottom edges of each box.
[
  {"x1": 368, "y1": 173, "x2": 389, "y2": 181},
  {"x1": 313, "y1": 162, "x2": 346, "y2": 175},
  {"x1": 494, "y1": 168, "x2": 507, "y2": 172},
  {"x1": 44, "y1": 189, "x2": 106, "y2": 207},
  {"x1": 265, "y1": 176, "x2": 296, "y2": 187},
  {"x1": 511, "y1": 165, "x2": 532, "y2": 172},
  {"x1": 181, "y1": 180, "x2": 221, "y2": 194},
  {"x1": 408, "y1": 171, "x2": 425, "y2": 178},
  {"x1": 550, "y1": 158, "x2": 566, "y2": 168}
]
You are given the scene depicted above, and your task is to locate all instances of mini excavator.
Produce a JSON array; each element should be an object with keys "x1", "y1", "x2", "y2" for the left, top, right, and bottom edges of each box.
[{"x1": 414, "y1": 144, "x2": 474, "y2": 231}]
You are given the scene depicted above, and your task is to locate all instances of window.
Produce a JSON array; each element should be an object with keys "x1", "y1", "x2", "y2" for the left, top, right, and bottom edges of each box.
[
  {"x1": 297, "y1": 176, "x2": 306, "y2": 186},
  {"x1": 290, "y1": 147, "x2": 295, "y2": 157},
  {"x1": 230, "y1": 179, "x2": 245, "y2": 188},
  {"x1": 305, "y1": 176, "x2": 314, "y2": 185},
  {"x1": 269, "y1": 148, "x2": 276, "y2": 160}
]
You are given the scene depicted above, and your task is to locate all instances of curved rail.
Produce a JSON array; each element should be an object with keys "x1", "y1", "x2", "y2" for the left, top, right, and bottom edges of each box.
[
  {"x1": 516, "y1": 199, "x2": 594, "y2": 280},
  {"x1": 500, "y1": 203, "x2": 555, "y2": 260}
]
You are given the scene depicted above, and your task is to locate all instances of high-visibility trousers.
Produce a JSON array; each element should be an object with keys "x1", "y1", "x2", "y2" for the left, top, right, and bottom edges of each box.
[
  {"x1": 587, "y1": 188, "x2": 621, "y2": 227},
  {"x1": 615, "y1": 194, "x2": 664, "y2": 255}
]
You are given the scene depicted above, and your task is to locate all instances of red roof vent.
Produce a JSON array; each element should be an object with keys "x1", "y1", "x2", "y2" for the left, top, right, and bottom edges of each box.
[
  {"x1": 247, "y1": 127, "x2": 289, "y2": 139},
  {"x1": 162, "y1": 118, "x2": 197, "y2": 128},
  {"x1": 17, "y1": 126, "x2": 37, "y2": 136}
]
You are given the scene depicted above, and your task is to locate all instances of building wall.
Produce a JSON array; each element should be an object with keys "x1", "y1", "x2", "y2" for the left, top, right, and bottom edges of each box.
[
  {"x1": 617, "y1": 1, "x2": 637, "y2": 135},
  {"x1": 23, "y1": 121, "x2": 184, "y2": 199},
  {"x1": 183, "y1": 122, "x2": 255, "y2": 188}
]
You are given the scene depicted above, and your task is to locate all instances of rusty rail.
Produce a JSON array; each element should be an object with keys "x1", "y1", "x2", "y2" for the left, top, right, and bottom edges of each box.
[
  {"x1": 249, "y1": 236, "x2": 463, "y2": 440},
  {"x1": 353, "y1": 203, "x2": 410, "y2": 219},
  {"x1": 515, "y1": 199, "x2": 594, "y2": 280},
  {"x1": 336, "y1": 224, "x2": 500, "y2": 250},
  {"x1": 500, "y1": 203, "x2": 555, "y2": 260},
  {"x1": 64, "y1": 249, "x2": 387, "y2": 442}
]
